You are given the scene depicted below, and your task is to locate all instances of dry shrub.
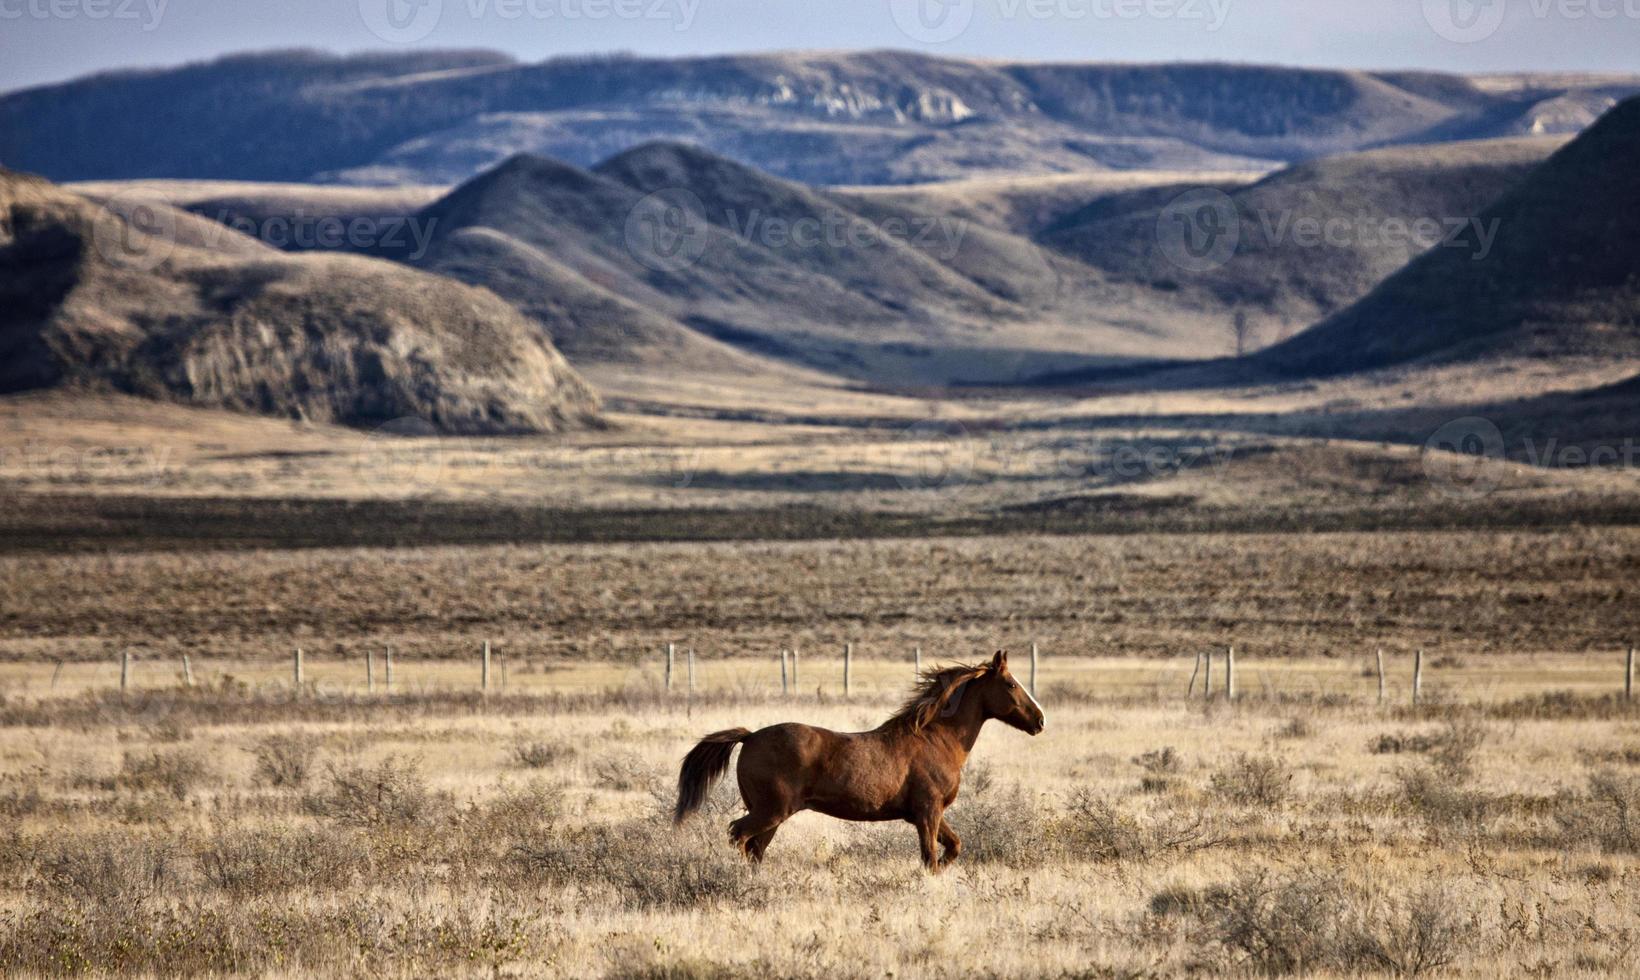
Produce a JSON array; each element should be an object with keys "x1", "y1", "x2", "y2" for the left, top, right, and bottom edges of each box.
[
  {"x1": 1210, "y1": 754, "x2": 1292, "y2": 807},
  {"x1": 197, "y1": 824, "x2": 366, "y2": 895},
  {"x1": 302, "y1": 757, "x2": 449, "y2": 827},
  {"x1": 1180, "y1": 870, "x2": 1466, "y2": 975},
  {"x1": 1396, "y1": 765, "x2": 1492, "y2": 832},
  {"x1": 945, "y1": 784, "x2": 1046, "y2": 865},
  {"x1": 119, "y1": 748, "x2": 211, "y2": 799},
  {"x1": 511, "y1": 816, "x2": 762, "y2": 909},
  {"x1": 1062, "y1": 790, "x2": 1222, "y2": 862},
  {"x1": 1554, "y1": 769, "x2": 1640, "y2": 853},
  {"x1": 1275, "y1": 717, "x2": 1314, "y2": 740},
  {"x1": 1427, "y1": 718, "x2": 1487, "y2": 782},
  {"x1": 593, "y1": 752, "x2": 661, "y2": 792},
  {"x1": 1133, "y1": 746, "x2": 1182, "y2": 792},
  {"x1": 29, "y1": 832, "x2": 180, "y2": 909},
  {"x1": 251, "y1": 731, "x2": 321, "y2": 787},
  {"x1": 511, "y1": 739, "x2": 573, "y2": 769}
]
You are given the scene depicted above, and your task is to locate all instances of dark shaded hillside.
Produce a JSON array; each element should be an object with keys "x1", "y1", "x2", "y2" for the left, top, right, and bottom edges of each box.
[
  {"x1": 1257, "y1": 97, "x2": 1640, "y2": 376},
  {"x1": 1039, "y1": 136, "x2": 1563, "y2": 346},
  {"x1": 4, "y1": 49, "x2": 1635, "y2": 187},
  {"x1": 0, "y1": 168, "x2": 599, "y2": 432}
]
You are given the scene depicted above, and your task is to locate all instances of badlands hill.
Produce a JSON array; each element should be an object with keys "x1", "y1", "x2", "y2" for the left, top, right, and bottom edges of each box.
[{"x1": 0, "y1": 168, "x2": 599, "y2": 433}]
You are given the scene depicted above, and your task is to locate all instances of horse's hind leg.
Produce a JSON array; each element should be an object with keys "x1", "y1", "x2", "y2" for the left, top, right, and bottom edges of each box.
[
  {"x1": 936, "y1": 818, "x2": 962, "y2": 867},
  {"x1": 728, "y1": 811, "x2": 787, "y2": 862}
]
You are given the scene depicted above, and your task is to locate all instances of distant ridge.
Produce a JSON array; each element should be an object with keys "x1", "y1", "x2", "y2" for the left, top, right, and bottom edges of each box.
[{"x1": 3, "y1": 49, "x2": 1635, "y2": 186}]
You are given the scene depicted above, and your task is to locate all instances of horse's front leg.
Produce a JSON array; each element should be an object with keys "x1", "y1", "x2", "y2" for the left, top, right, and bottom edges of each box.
[{"x1": 913, "y1": 806, "x2": 944, "y2": 872}]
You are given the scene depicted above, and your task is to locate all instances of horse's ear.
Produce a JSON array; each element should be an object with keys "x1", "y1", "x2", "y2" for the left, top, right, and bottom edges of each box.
[{"x1": 990, "y1": 650, "x2": 1007, "y2": 671}]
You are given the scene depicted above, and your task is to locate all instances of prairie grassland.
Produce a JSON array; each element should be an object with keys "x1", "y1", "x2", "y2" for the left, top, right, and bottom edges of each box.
[
  {"x1": 3, "y1": 528, "x2": 1637, "y2": 663},
  {"x1": 1, "y1": 666, "x2": 1638, "y2": 978}
]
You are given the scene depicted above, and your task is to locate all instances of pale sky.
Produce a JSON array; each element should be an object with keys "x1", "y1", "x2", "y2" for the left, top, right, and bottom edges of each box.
[{"x1": 2, "y1": 0, "x2": 1638, "y2": 93}]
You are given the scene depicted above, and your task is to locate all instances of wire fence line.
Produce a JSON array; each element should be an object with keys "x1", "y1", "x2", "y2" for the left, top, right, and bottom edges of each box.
[{"x1": 24, "y1": 642, "x2": 1639, "y2": 708}]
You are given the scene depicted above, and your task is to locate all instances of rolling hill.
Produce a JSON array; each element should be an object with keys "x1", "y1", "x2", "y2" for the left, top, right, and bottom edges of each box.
[
  {"x1": 1038, "y1": 136, "x2": 1566, "y2": 347},
  {"x1": 0, "y1": 168, "x2": 600, "y2": 433},
  {"x1": 3, "y1": 49, "x2": 1636, "y2": 187},
  {"x1": 1256, "y1": 96, "x2": 1640, "y2": 377}
]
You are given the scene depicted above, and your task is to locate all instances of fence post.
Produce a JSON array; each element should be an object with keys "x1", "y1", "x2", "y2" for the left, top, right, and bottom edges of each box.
[
  {"x1": 844, "y1": 643, "x2": 852, "y2": 698},
  {"x1": 120, "y1": 652, "x2": 130, "y2": 694},
  {"x1": 1225, "y1": 646, "x2": 1236, "y2": 702},
  {"x1": 780, "y1": 649, "x2": 789, "y2": 695},
  {"x1": 1030, "y1": 643, "x2": 1039, "y2": 697},
  {"x1": 482, "y1": 640, "x2": 491, "y2": 695},
  {"x1": 385, "y1": 649, "x2": 394, "y2": 693},
  {"x1": 1626, "y1": 645, "x2": 1634, "y2": 701},
  {"x1": 293, "y1": 648, "x2": 304, "y2": 690},
  {"x1": 1203, "y1": 648, "x2": 1214, "y2": 698},
  {"x1": 914, "y1": 646, "x2": 922, "y2": 677},
  {"x1": 1186, "y1": 651, "x2": 1202, "y2": 697},
  {"x1": 666, "y1": 643, "x2": 675, "y2": 693},
  {"x1": 1412, "y1": 649, "x2": 1423, "y2": 706},
  {"x1": 1375, "y1": 648, "x2": 1385, "y2": 705},
  {"x1": 687, "y1": 648, "x2": 696, "y2": 696},
  {"x1": 50, "y1": 660, "x2": 64, "y2": 692},
  {"x1": 367, "y1": 649, "x2": 375, "y2": 694},
  {"x1": 181, "y1": 654, "x2": 194, "y2": 688},
  {"x1": 791, "y1": 648, "x2": 799, "y2": 690}
]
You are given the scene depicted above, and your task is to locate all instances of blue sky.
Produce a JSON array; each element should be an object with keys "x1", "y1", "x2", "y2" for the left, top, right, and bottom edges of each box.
[{"x1": 3, "y1": 0, "x2": 1638, "y2": 93}]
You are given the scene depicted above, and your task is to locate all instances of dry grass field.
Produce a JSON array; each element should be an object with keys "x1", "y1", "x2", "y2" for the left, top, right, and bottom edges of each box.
[
  {"x1": 2, "y1": 658, "x2": 1638, "y2": 978},
  {"x1": 1, "y1": 524, "x2": 1639, "y2": 977}
]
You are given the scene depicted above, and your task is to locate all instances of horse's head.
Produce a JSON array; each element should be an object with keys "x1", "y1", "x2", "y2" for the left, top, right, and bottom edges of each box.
[{"x1": 974, "y1": 650, "x2": 1045, "y2": 735}]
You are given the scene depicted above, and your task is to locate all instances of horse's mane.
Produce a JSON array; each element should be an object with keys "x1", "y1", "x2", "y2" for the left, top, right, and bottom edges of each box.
[{"x1": 881, "y1": 662, "x2": 991, "y2": 732}]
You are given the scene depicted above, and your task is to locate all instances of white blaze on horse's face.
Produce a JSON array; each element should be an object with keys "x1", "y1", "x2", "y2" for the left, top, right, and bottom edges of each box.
[{"x1": 1023, "y1": 682, "x2": 1047, "y2": 734}]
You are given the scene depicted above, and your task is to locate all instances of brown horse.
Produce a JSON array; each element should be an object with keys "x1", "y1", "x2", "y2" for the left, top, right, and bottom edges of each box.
[{"x1": 673, "y1": 650, "x2": 1045, "y2": 870}]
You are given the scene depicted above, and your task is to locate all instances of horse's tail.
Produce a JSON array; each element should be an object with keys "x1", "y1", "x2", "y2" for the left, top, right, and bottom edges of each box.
[{"x1": 674, "y1": 727, "x2": 751, "y2": 825}]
